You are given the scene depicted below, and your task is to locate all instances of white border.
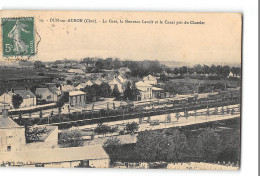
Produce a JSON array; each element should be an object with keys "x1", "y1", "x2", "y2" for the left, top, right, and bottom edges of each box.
[{"x1": 0, "y1": 0, "x2": 258, "y2": 176}]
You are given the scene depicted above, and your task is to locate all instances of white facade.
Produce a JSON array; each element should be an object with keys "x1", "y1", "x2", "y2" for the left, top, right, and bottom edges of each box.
[
  {"x1": 135, "y1": 81, "x2": 153, "y2": 100},
  {"x1": 0, "y1": 91, "x2": 36, "y2": 109},
  {"x1": 109, "y1": 78, "x2": 124, "y2": 93}
]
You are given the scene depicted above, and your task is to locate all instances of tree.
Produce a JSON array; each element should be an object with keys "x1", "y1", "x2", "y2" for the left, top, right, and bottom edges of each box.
[
  {"x1": 213, "y1": 107, "x2": 218, "y2": 115},
  {"x1": 58, "y1": 130, "x2": 84, "y2": 148},
  {"x1": 221, "y1": 106, "x2": 225, "y2": 115},
  {"x1": 125, "y1": 122, "x2": 139, "y2": 134},
  {"x1": 202, "y1": 65, "x2": 210, "y2": 75},
  {"x1": 12, "y1": 94, "x2": 23, "y2": 109},
  {"x1": 175, "y1": 112, "x2": 180, "y2": 122},
  {"x1": 100, "y1": 82, "x2": 111, "y2": 98},
  {"x1": 25, "y1": 126, "x2": 47, "y2": 143},
  {"x1": 112, "y1": 85, "x2": 120, "y2": 100},
  {"x1": 197, "y1": 128, "x2": 222, "y2": 162},
  {"x1": 34, "y1": 61, "x2": 46, "y2": 70},
  {"x1": 39, "y1": 110, "x2": 43, "y2": 118},
  {"x1": 95, "y1": 59, "x2": 104, "y2": 71},
  {"x1": 94, "y1": 123, "x2": 111, "y2": 137},
  {"x1": 18, "y1": 112, "x2": 23, "y2": 125},
  {"x1": 166, "y1": 113, "x2": 171, "y2": 122},
  {"x1": 222, "y1": 66, "x2": 230, "y2": 78},
  {"x1": 194, "y1": 64, "x2": 203, "y2": 74},
  {"x1": 184, "y1": 110, "x2": 189, "y2": 120},
  {"x1": 103, "y1": 137, "x2": 122, "y2": 162},
  {"x1": 231, "y1": 107, "x2": 235, "y2": 115},
  {"x1": 56, "y1": 92, "x2": 69, "y2": 107},
  {"x1": 135, "y1": 129, "x2": 188, "y2": 162},
  {"x1": 173, "y1": 68, "x2": 179, "y2": 75},
  {"x1": 179, "y1": 66, "x2": 188, "y2": 75},
  {"x1": 123, "y1": 82, "x2": 139, "y2": 101}
]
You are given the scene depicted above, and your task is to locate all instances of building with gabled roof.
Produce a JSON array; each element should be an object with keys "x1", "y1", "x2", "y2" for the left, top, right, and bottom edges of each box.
[
  {"x1": 0, "y1": 89, "x2": 36, "y2": 109},
  {"x1": 135, "y1": 81, "x2": 153, "y2": 100},
  {"x1": 35, "y1": 87, "x2": 60, "y2": 102},
  {"x1": 143, "y1": 74, "x2": 158, "y2": 85}
]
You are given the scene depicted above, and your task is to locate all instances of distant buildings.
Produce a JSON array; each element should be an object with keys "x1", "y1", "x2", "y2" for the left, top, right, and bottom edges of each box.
[{"x1": 68, "y1": 69, "x2": 85, "y2": 74}]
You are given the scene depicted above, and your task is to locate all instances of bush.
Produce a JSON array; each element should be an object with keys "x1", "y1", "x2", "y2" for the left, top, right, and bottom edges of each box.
[{"x1": 58, "y1": 130, "x2": 84, "y2": 148}]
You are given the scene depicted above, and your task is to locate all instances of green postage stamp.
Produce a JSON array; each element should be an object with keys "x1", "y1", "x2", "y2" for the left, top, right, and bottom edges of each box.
[{"x1": 2, "y1": 17, "x2": 35, "y2": 57}]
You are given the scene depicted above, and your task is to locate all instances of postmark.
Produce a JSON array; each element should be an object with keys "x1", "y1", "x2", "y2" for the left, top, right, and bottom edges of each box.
[{"x1": 1, "y1": 17, "x2": 35, "y2": 58}]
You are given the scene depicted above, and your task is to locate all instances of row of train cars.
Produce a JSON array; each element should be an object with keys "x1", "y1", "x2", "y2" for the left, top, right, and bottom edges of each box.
[{"x1": 126, "y1": 87, "x2": 241, "y2": 111}]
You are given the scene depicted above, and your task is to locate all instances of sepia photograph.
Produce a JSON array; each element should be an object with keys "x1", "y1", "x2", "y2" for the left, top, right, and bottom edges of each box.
[{"x1": 0, "y1": 10, "x2": 242, "y2": 170}]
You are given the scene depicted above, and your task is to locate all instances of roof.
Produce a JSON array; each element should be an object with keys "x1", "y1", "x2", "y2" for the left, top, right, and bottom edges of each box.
[
  {"x1": 0, "y1": 145, "x2": 109, "y2": 164},
  {"x1": 118, "y1": 67, "x2": 131, "y2": 73},
  {"x1": 49, "y1": 86, "x2": 61, "y2": 95},
  {"x1": 61, "y1": 85, "x2": 76, "y2": 92},
  {"x1": 152, "y1": 87, "x2": 164, "y2": 91},
  {"x1": 13, "y1": 89, "x2": 36, "y2": 98},
  {"x1": 68, "y1": 69, "x2": 85, "y2": 74},
  {"x1": 35, "y1": 88, "x2": 51, "y2": 95},
  {"x1": 143, "y1": 75, "x2": 157, "y2": 81},
  {"x1": 0, "y1": 116, "x2": 20, "y2": 129},
  {"x1": 69, "y1": 91, "x2": 85, "y2": 96},
  {"x1": 109, "y1": 78, "x2": 122, "y2": 85},
  {"x1": 135, "y1": 81, "x2": 152, "y2": 87},
  {"x1": 117, "y1": 75, "x2": 127, "y2": 83}
]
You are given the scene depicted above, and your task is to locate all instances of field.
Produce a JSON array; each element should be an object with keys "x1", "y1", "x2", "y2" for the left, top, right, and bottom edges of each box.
[
  {"x1": 0, "y1": 67, "x2": 53, "y2": 94},
  {"x1": 164, "y1": 78, "x2": 240, "y2": 94}
]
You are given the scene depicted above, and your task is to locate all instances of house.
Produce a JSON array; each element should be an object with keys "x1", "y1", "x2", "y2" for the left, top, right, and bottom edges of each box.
[
  {"x1": 0, "y1": 109, "x2": 109, "y2": 168},
  {"x1": 143, "y1": 75, "x2": 158, "y2": 85},
  {"x1": 85, "y1": 80, "x2": 95, "y2": 86},
  {"x1": 109, "y1": 77, "x2": 124, "y2": 93},
  {"x1": 118, "y1": 67, "x2": 131, "y2": 76},
  {"x1": 152, "y1": 87, "x2": 165, "y2": 99},
  {"x1": 117, "y1": 75, "x2": 127, "y2": 84},
  {"x1": 228, "y1": 72, "x2": 241, "y2": 78},
  {"x1": 0, "y1": 89, "x2": 36, "y2": 109},
  {"x1": 69, "y1": 91, "x2": 86, "y2": 107},
  {"x1": 61, "y1": 85, "x2": 77, "y2": 92},
  {"x1": 35, "y1": 87, "x2": 60, "y2": 102},
  {"x1": 76, "y1": 83, "x2": 87, "y2": 90},
  {"x1": 135, "y1": 81, "x2": 153, "y2": 100}
]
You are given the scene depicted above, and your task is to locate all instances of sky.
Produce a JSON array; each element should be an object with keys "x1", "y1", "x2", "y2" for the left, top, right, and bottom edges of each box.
[{"x1": 0, "y1": 11, "x2": 242, "y2": 65}]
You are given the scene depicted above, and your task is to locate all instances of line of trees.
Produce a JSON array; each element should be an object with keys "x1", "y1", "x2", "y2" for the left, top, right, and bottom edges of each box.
[
  {"x1": 104, "y1": 127, "x2": 240, "y2": 164},
  {"x1": 80, "y1": 57, "x2": 163, "y2": 77},
  {"x1": 81, "y1": 82, "x2": 112, "y2": 102},
  {"x1": 165, "y1": 65, "x2": 241, "y2": 78}
]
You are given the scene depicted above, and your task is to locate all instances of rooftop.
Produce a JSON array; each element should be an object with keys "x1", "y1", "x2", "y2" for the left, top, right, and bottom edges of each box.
[
  {"x1": 135, "y1": 81, "x2": 152, "y2": 87},
  {"x1": 0, "y1": 116, "x2": 20, "y2": 129},
  {"x1": 12, "y1": 89, "x2": 36, "y2": 98},
  {"x1": 0, "y1": 145, "x2": 109, "y2": 164},
  {"x1": 69, "y1": 91, "x2": 85, "y2": 96}
]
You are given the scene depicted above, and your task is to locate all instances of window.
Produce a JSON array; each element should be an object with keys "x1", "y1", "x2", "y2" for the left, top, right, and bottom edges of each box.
[{"x1": 7, "y1": 146, "x2": 11, "y2": 152}]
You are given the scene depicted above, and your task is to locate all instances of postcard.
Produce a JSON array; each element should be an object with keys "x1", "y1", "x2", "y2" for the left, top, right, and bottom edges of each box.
[{"x1": 0, "y1": 10, "x2": 241, "y2": 170}]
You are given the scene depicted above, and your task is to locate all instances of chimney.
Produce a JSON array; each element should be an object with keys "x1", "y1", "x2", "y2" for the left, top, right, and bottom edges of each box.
[
  {"x1": 2, "y1": 108, "x2": 9, "y2": 118},
  {"x1": 11, "y1": 88, "x2": 14, "y2": 93}
]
